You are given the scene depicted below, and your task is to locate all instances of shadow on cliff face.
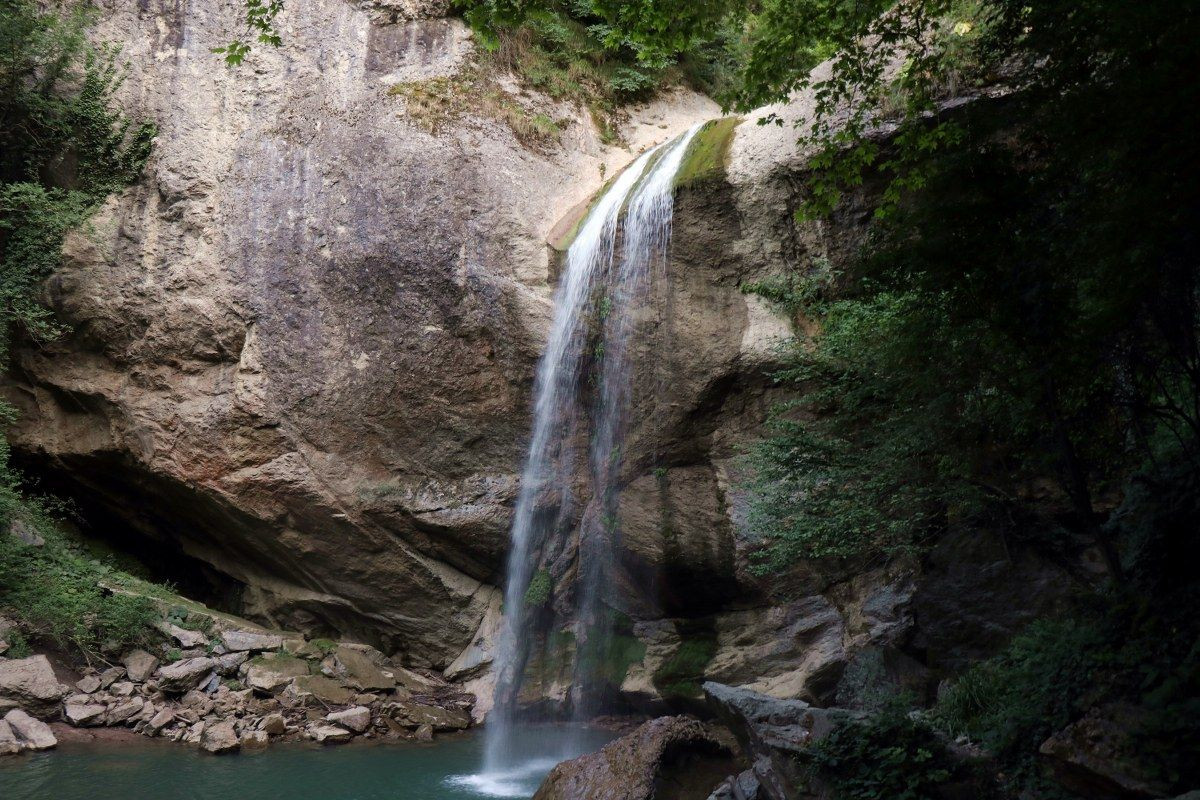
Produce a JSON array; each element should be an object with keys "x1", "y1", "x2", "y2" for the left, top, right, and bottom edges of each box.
[{"x1": 11, "y1": 448, "x2": 255, "y2": 616}]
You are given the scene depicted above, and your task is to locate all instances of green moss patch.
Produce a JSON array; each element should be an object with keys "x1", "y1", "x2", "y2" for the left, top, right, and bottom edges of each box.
[
  {"x1": 653, "y1": 630, "x2": 718, "y2": 699},
  {"x1": 674, "y1": 116, "x2": 741, "y2": 189}
]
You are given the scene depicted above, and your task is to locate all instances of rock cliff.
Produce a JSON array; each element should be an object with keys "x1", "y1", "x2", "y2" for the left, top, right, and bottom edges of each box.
[{"x1": 1, "y1": 0, "x2": 1086, "y2": 710}]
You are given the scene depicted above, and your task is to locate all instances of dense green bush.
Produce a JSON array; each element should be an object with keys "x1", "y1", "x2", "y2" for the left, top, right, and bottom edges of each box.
[
  {"x1": 0, "y1": 506, "x2": 159, "y2": 660},
  {"x1": 803, "y1": 698, "x2": 954, "y2": 800}
]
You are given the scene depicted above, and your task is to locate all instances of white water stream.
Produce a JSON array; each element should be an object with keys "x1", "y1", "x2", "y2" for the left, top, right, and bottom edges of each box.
[{"x1": 461, "y1": 123, "x2": 704, "y2": 797}]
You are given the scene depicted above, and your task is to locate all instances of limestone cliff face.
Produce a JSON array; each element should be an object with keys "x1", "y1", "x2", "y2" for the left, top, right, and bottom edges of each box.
[
  {"x1": 2, "y1": 0, "x2": 1087, "y2": 709},
  {"x1": 0, "y1": 0, "x2": 718, "y2": 668}
]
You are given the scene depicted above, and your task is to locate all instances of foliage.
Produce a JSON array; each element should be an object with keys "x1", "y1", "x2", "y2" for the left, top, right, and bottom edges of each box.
[
  {"x1": 0, "y1": 1, "x2": 156, "y2": 664},
  {"x1": 803, "y1": 697, "x2": 953, "y2": 800},
  {"x1": 652, "y1": 633, "x2": 717, "y2": 698},
  {"x1": 0, "y1": 501, "x2": 159, "y2": 662},
  {"x1": 456, "y1": 0, "x2": 744, "y2": 115},
  {"x1": 523, "y1": 568, "x2": 553, "y2": 608},
  {"x1": 742, "y1": 0, "x2": 1199, "y2": 572},
  {"x1": 214, "y1": 0, "x2": 284, "y2": 66}
]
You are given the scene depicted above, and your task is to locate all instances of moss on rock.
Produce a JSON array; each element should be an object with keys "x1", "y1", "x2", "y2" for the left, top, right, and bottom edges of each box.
[{"x1": 674, "y1": 117, "x2": 741, "y2": 189}]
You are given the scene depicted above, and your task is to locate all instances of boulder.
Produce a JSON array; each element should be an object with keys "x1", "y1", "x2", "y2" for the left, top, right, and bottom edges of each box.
[
  {"x1": 309, "y1": 725, "x2": 352, "y2": 744},
  {"x1": 260, "y1": 712, "x2": 287, "y2": 735},
  {"x1": 534, "y1": 716, "x2": 739, "y2": 800},
  {"x1": 708, "y1": 768, "x2": 764, "y2": 800},
  {"x1": 162, "y1": 622, "x2": 209, "y2": 649},
  {"x1": 326, "y1": 706, "x2": 371, "y2": 734},
  {"x1": 201, "y1": 720, "x2": 241, "y2": 754},
  {"x1": 328, "y1": 645, "x2": 395, "y2": 692},
  {"x1": 122, "y1": 649, "x2": 160, "y2": 682},
  {"x1": 383, "y1": 700, "x2": 470, "y2": 731},
  {"x1": 156, "y1": 657, "x2": 215, "y2": 693},
  {"x1": 703, "y1": 682, "x2": 858, "y2": 800},
  {"x1": 182, "y1": 721, "x2": 205, "y2": 744},
  {"x1": 245, "y1": 653, "x2": 310, "y2": 693},
  {"x1": 241, "y1": 729, "x2": 270, "y2": 749},
  {"x1": 110, "y1": 681, "x2": 136, "y2": 697},
  {"x1": 64, "y1": 702, "x2": 108, "y2": 727},
  {"x1": 0, "y1": 719, "x2": 23, "y2": 756},
  {"x1": 145, "y1": 708, "x2": 175, "y2": 736},
  {"x1": 1039, "y1": 703, "x2": 1174, "y2": 800},
  {"x1": 221, "y1": 630, "x2": 284, "y2": 653},
  {"x1": 76, "y1": 675, "x2": 102, "y2": 694},
  {"x1": 99, "y1": 666, "x2": 126, "y2": 688},
  {"x1": 0, "y1": 655, "x2": 69, "y2": 717},
  {"x1": 107, "y1": 696, "x2": 145, "y2": 724},
  {"x1": 414, "y1": 723, "x2": 433, "y2": 741},
  {"x1": 214, "y1": 651, "x2": 249, "y2": 676},
  {"x1": 4, "y1": 709, "x2": 57, "y2": 750},
  {"x1": 291, "y1": 674, "x2": 357, "y2": 705}
]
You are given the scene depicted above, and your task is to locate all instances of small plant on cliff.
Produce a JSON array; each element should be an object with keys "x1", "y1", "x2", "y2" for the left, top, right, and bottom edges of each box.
[{"x1": 523, "y1": 569, "x2": 553, "y2": 608}]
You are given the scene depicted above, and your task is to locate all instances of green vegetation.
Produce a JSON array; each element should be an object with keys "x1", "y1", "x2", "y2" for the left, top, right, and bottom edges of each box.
[
  {"x1": 456, "y1": 0, "x2": 744, "y2": 124},
  {"x1": 673, "y1": 116, "x2": 740, "y2": 188},
  {"x1": 575, "y1": 610, "x2": 646, "y2": 686},
  {"x1": 523, "y1": 568, "x2": 553, "y2": 608},
  {"x1": 0, "y1": 507, "x2": 159, "y2": 661},
  {"x1": 741, "y1": 0, "x2": 1198, "y2": 575},
  {"x1": 0, "y1": 0, "x2": 156, "y2": 664},
  {"x1": 803, "y1": 699, "x2": 954, "y2": 800},
  {"x1": 652, "y1": 633, "x2": 717, "y2": 699}
]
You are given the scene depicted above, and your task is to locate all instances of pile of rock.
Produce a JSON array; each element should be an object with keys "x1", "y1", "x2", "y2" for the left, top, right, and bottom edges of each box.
[{"x1": 0, "y1": 624, "x2": 475, "y2": 757}]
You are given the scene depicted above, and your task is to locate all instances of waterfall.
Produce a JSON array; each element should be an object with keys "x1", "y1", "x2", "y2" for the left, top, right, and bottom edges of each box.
[{"x1": 472, "y1": 122, "x2": 703, "y2": 795}]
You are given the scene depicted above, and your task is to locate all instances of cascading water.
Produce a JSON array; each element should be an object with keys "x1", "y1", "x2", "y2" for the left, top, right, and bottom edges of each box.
[{"x1": 456, "y1": 123, "x2": 703, "y2": 798}]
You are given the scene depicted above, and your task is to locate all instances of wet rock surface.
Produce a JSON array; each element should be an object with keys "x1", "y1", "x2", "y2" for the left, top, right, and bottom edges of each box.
[{"x1": 534, "y1": 716, "x2": 740, "y2": 800}]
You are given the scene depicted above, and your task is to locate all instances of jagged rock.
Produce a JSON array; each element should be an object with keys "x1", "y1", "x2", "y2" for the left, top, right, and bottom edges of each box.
[
  {"x1": 0, "y1": 719, "x2": 23, "y2": 756},
  {"x1": 326, "y1": 706, "x2": 371, "y2": 734},
  {"x1": 145, "y1": 708, "x2": 175, "y2": 736},
  {"x1": 241, "y1": 729, "x2": 270, "y2": 749},
  {"x1": 64, "y1": 703, "x2": 107, "y2": 727},
  {"x1": 162, "y1": 623, "x2": 209, "y2": 649},
  {"x1": 110, "y1": 681, "x2": 136, "y2": 697},
  {"x1": 182, "y1": 721, "x2": 205, "y2": 744},
  {"x1": 221, "y1": 630, "x2": 283, "y2": 653},
  {"x1": 108, "y1": 696, "x2": 145, "y2": 724},
  {"x1": 157, "y1": 657, "x2": 215, "y2": 693},
  {"x1": 705, "y1": 598, "x2": 847, "y2": 705},
  {"x1": 326, "y1": 645, "x2": 395, "y2": 692},
  {"x1": 122, "y1": 650, "x2": 160, "y2": 682},
  {"x1": 291, "y1": 674, "x2": 357, "y2": 705},
  {"x1": 534, "y1": 716, "x2": 739, "y2": 800},
  {"x1": 708, "y1": 768, "x2": 763, "y2": 800},
  {"x1": 0, "y1": 726, "x2": 23, "y2": 757},
  {"x1": 213, "y1": 651, "x2": 249, "y2": 676},
  {"x1": 4, "y1": 709, "x2": 57, "y2": 750},
  {"x1": 703, "y1": 682, "x2": 858, "y2": 800},
  {"x1": 76, "y1": 675, "x2": 102, "y2": 694},
  {"x1": 0, "y1": 655, "x2": 69, "y2": 717},
  {"x1": 1039, "y1": 703, "x2": 1173, "y2": 800},
  {"x1": 415, "y1": 723, "x2": 434, "y2": 741},
  {"x1": 260, "y1": 712, "x2": 287, "y2": 735},
  {"x1": 383, "y1": 700, "x2": 469, "y2": 731},
  {"x1": 98, "y1": 666, "x2": 125, "y2": 688},
  {"x1": 309, "y1": 725, "x2": 353, "y2": 744},
  {"x1": 9, "y1": 518, "x2": 44, "y2": 547},
  {"x1": 245, "y1": 653, "x2": 310, "y2": 693},
  {"x1": 181, "y1": 690, "x2": 215, "y2": 715},
  {"x1": 201, "y1": 720, "x2": 241, "y2": 754}
]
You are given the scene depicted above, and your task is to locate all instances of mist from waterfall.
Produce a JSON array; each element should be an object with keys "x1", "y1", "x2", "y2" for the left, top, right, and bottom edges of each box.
[{"x1": 470, "y1": 123, "x2": 703, "y2": 797}]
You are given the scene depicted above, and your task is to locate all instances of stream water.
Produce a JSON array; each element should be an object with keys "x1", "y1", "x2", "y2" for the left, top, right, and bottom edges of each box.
[{"x1": 1, "y1": 725, "x2": 615, "y2": 800}]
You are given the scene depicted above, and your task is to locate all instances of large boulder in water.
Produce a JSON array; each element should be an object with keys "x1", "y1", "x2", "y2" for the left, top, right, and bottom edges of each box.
[
  {"x1": 0, "y1": 656, "x2": 69, "y2": 718},
  {"x1": 533, "y1": 716, "x2": 741, "y2": 800}
]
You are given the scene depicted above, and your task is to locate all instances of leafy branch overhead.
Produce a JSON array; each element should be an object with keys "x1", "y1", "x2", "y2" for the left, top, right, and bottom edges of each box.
[{"x1": 214, "y1": 0, "x2": 285, "y2": 66}]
